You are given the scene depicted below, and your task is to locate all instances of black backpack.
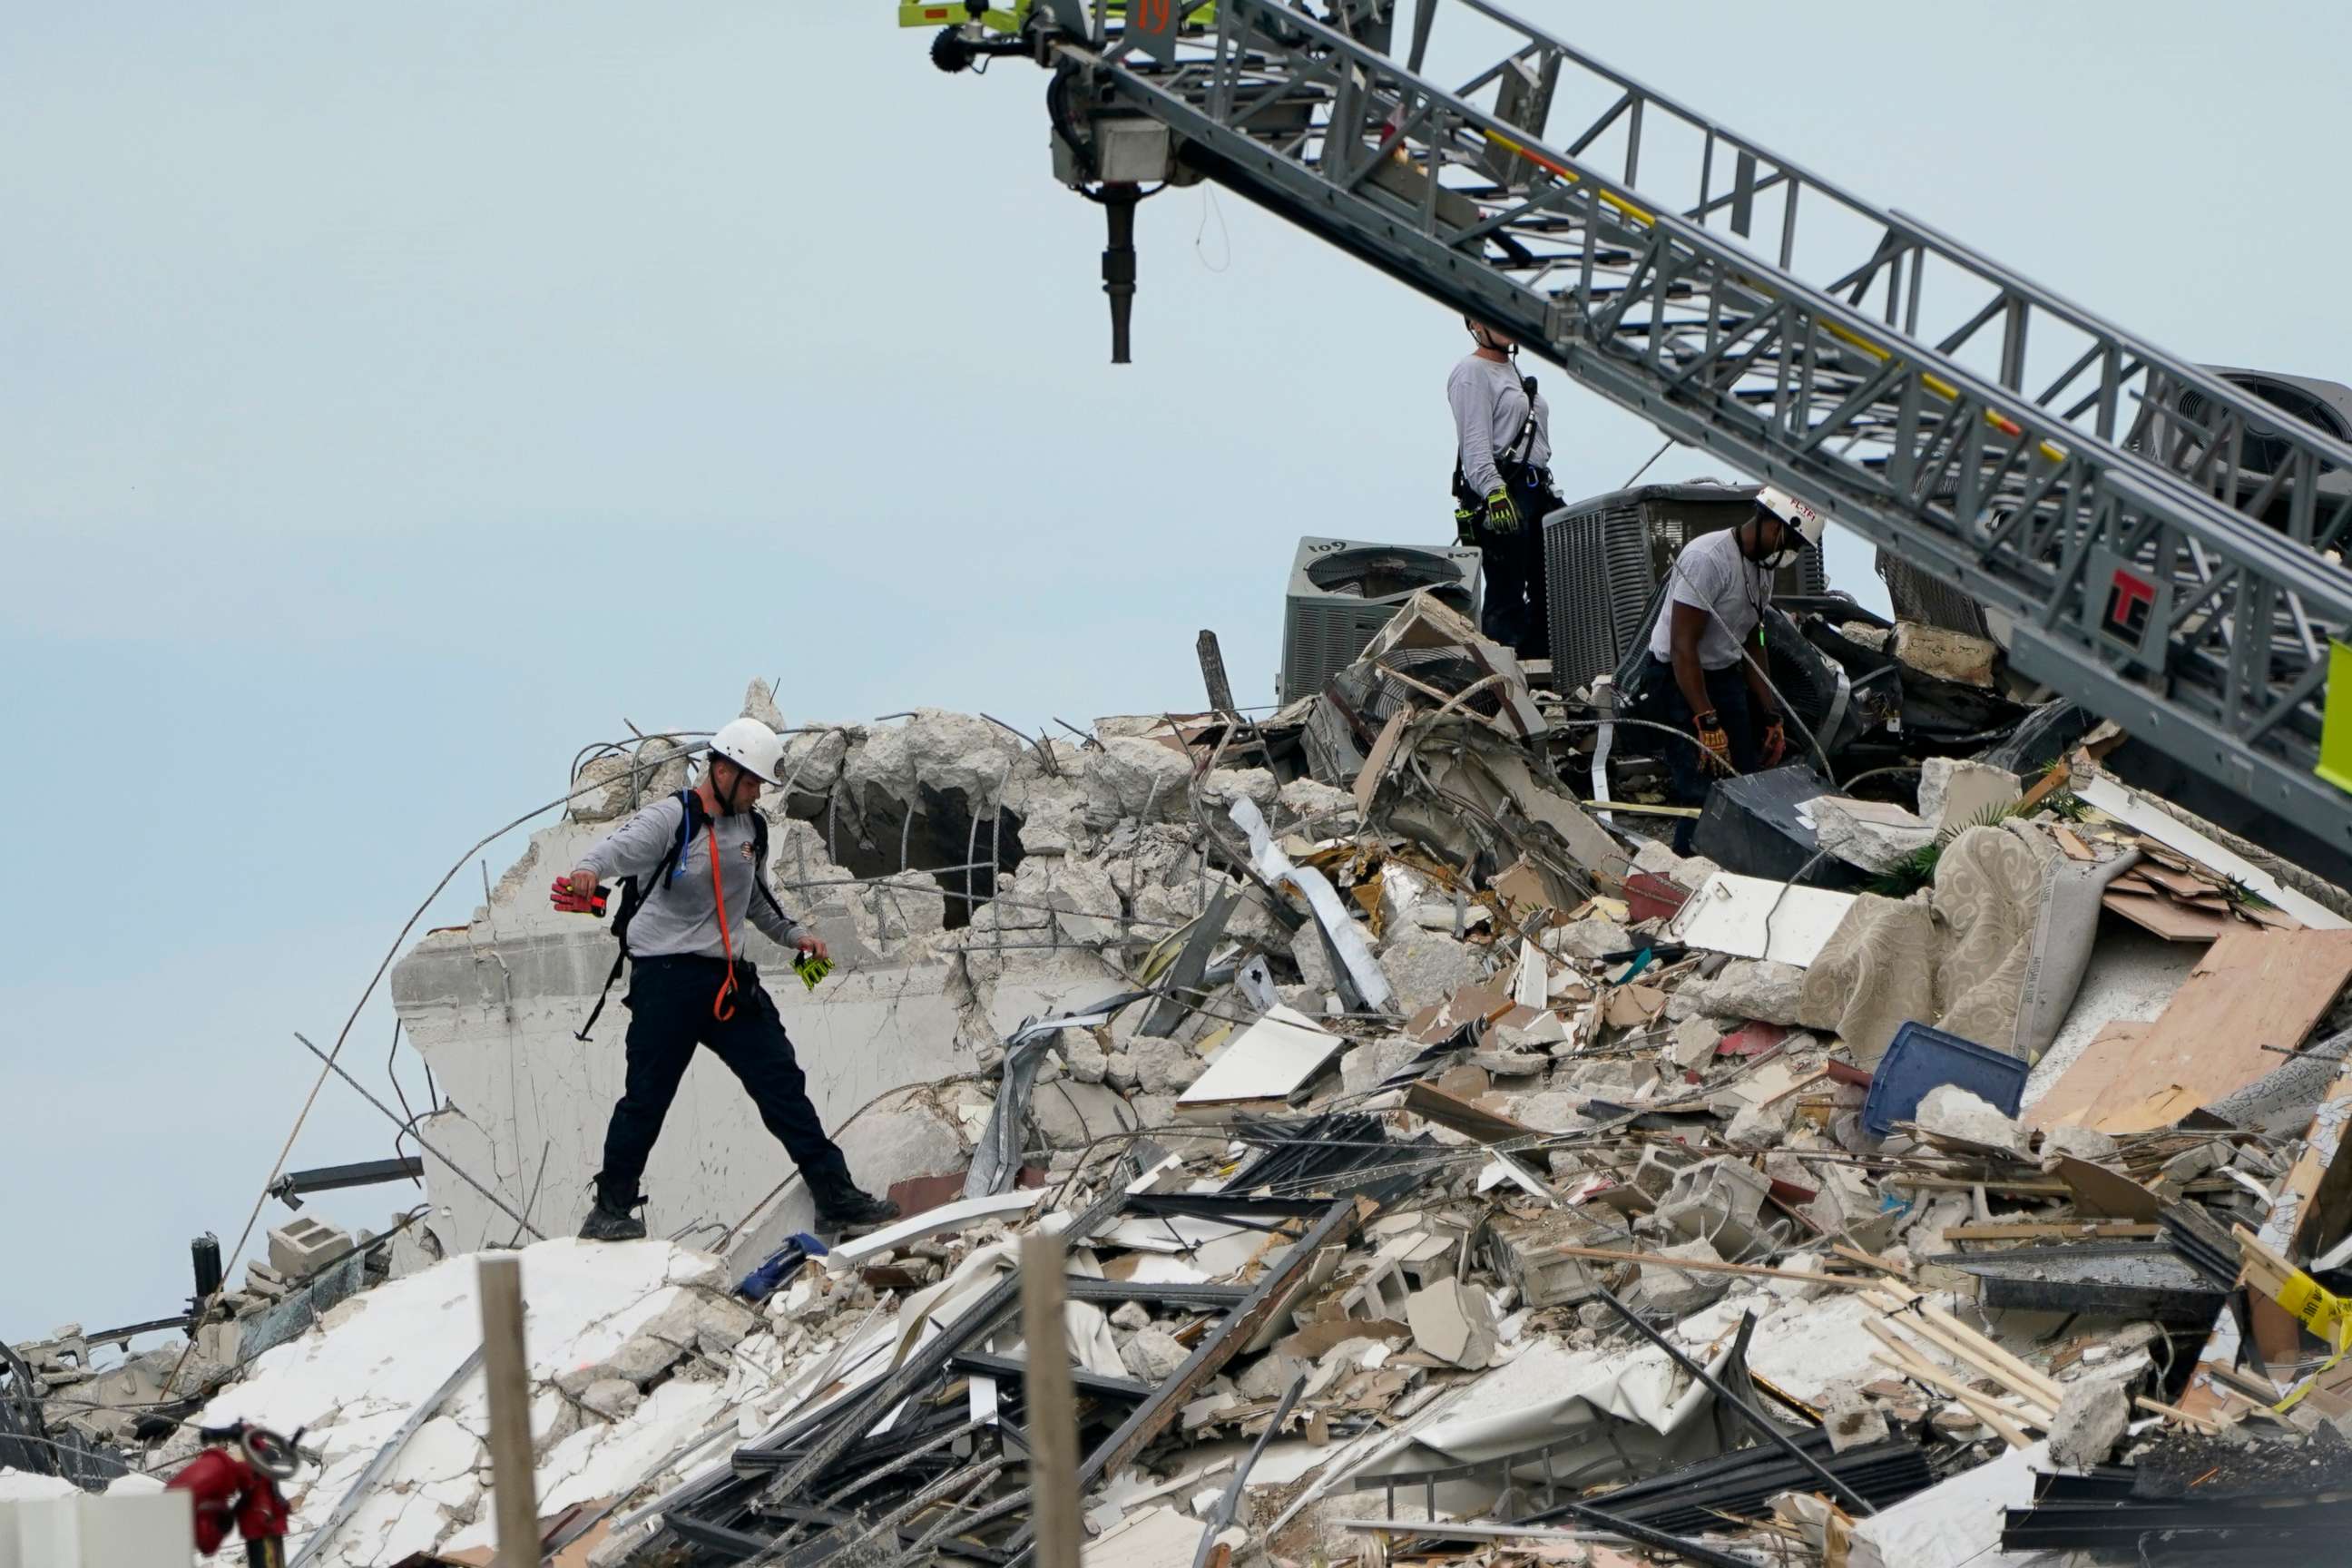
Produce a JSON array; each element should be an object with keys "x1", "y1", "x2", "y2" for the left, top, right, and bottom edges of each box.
[{"x1": 574, "y1": 789, "x2": 789, "y2": 1041}]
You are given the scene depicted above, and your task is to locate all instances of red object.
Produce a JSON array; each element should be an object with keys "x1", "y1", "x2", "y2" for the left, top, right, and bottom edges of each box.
[
  {"x1": 169, "y1": 1436, "x2": 290, "y2": 1563},
  {"x1": 549, "y1": 877, "x2": 609, "y2": 916},
  {"x1": 1718, "y1": 1022, "x2": 1788, "y2": 1057},
  {"x1": 1824, "y1": 1061, "x2": 1875, "y2": 1090},
  {"x1": 1622, "y1": 872, "x2": 1690, "y2": 925}
]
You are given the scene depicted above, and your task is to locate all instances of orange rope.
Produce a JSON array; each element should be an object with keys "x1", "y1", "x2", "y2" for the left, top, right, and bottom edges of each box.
[{"x1": 708, "y1": 828, "x2": 738, "y2": 1022}]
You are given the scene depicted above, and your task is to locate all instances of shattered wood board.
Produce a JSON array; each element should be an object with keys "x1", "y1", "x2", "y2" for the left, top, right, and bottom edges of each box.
[
  {"x1": 2100, "y1": 888, "x2": 2229, "y2": 944},
  {"x1": 1177, "y1": 1004, "x2": 1344, "y2": 1107},
  {"x1": 1665, "y1": 870, "x2": 1855, "y2": 967},
  {"x1": 2074, "y1": 773, "x2": 2347, "y2": 929},
  {"x1": 2026, "y1": 926, "x2": 2352, "y2": 1133},
  {"x1": 1404, "y1": 1081, "x2": 1536, "y2": 1145}
]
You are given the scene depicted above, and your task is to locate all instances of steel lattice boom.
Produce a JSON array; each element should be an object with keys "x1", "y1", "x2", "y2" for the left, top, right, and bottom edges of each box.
[{"x1": 914, "y1": 0, "x2": 2352, "y2": 863}]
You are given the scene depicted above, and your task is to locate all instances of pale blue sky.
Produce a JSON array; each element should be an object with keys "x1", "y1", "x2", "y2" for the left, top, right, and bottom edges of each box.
[{"x1": 5, "y1": 2, "x2": 2347, "y2": 1347}]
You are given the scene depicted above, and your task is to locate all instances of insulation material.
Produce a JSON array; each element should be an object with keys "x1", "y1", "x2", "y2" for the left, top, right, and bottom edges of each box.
[
  {"x1": 1177, "y1": 1004, "x2": 1344, "y2": 1107},
  {"x1": 1668, "y1": 871, "x2": 1856, "y2": 966}
]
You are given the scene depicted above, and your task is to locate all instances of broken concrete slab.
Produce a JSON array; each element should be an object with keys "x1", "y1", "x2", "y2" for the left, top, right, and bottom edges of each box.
[
  {"x1": 2047, "y1": 1377, "x2": 2132, "y2": 1469},
  {"x1": 1377, "y1": 926, "x2": 1489, "y2": 1015},
  {"x1": 1893, "y1": 622, "x2": 1999, "y2": 687},
  {"x1": 1916, "y1": 1084, "x2": 2031, "y2": 1160},
  {"x1": 1339, "y1": 1038, "x2": 1423, "y2": 1095},
  {"x1": 1810, "y1": 796, "x2": 1937, "y2": 874},
  {"x1": 1403, "y1": 1279, "x2": 1497, "y2": 1370},
  {"x1": 1666, "y1": 958, "x2": 1809, "y2": 1026},
  {"x1": 579, "y1": 1378, "x2": 642, "y2": 1422},
  {"x1": 1820, "y1": 1385, "x2": 1892, "y2": 1454},
  {"x1": 1632, "y1": 1238, "x2": 1733, "y2": 1316},
  {"x1": 1083, "y1": 736, "x2": 1193, "y2": 828},
  {"x1": 1918, "y1": 758, "x2": 2021, "y2": 833},
  {"x1": 1130, "y1": 1037, "x2": 1204, "y2": 1096},
  {"x1": 1118, "y1": 1326, "x2": 1191, "y2": 1382}
]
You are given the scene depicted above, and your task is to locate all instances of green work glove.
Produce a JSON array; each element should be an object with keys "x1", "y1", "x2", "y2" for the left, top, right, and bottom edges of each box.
[
  {"x1": 1454, "y1": 502, "x2": 1480, "y2": 545},
  {"x1": 1482, "y1": 485, "x2": 1521, "y2": 534}
]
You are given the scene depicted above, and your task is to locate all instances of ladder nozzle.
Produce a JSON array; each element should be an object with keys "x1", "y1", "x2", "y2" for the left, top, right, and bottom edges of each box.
[{"x1": 1102, "y1": 183, "x2": 1139, "y2": 364}]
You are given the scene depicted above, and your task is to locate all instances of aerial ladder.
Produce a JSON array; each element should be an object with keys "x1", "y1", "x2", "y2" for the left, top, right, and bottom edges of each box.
[{"x1": 904, "y1": 0, "x2": 2352, "y2": 882}]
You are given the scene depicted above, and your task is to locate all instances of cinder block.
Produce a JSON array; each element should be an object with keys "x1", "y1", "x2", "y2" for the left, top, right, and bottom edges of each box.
[
  {"x1": 268, "y1": 1216, "x2": 353, "y2": 1279},
  {"x1": 1629, "y1": 1145, "x2": 1698, "y2": 1201},
  {"x1": 1334, "y1": 1257, "x2": 1411, "y2": 1322},
  {"x1": 1485, "y1": 1217, "x2": 1601, "y2": 1308}
]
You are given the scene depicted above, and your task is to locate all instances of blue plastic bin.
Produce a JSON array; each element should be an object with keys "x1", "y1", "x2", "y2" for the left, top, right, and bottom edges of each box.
[{"x1": 1860, "y1": 1022, "x2": 2030, "y2": 1137}]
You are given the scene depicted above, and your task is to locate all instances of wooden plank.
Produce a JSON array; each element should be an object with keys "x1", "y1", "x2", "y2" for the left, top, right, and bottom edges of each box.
[
  {"x1": 2026, "y1": 926, "x2": 2352, "y2": 1133},
  {"x1": 1872, "y1": 1344, "x2": 2041, "y2": 1457},
  {"x1": 1019, "y1": 1233, "x2": 1083, "y2": 1568},
  {"x1": 2051, "y1": 825, "x2": 2096, "y2": 862},
  {"x1": 2102, "y1": 888, "x2": 2228, "y2": 944},
  {"x1": 476, "y1": 1256, "x2": 541, "y2": 1568}
]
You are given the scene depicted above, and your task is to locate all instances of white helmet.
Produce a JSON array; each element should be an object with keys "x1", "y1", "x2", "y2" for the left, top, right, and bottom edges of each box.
[
  {"x1": 710, "y1": 717, "x2": 787, "y2": 787},
  {"x1": 1755, "y1": 485, "x2": 1827, "y2": 550}
]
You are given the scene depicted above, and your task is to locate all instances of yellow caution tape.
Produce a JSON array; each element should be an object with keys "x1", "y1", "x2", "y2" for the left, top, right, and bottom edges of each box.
[{"x1": 2261, "y1": 1264, "x2": 2352, "y2": 1412}]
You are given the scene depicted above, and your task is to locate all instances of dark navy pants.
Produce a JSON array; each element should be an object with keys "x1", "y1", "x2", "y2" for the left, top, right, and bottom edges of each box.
[
  {"x1": 595, "y1": 955, "x2": 848, "y2": 1207},
  {"x1": 1636, "y1": 653, "x2": 1763, "y2": 852}
]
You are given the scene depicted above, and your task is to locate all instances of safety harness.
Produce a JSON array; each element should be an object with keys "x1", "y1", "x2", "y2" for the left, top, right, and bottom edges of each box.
[
  {"x1": 574, "y1": 789, "x2": 792, "y2": 1041},
  {"x1": 1451, "y1": 371, "x2": 1545, "y2": 534}
]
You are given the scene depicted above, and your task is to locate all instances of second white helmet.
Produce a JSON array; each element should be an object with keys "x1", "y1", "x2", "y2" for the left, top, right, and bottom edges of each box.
[
  {"x1": 710, "y1": 717, "x2": 787, "y2": 787},
  {"x1": 1755, "y1": 485, "x2": 1827, "y2": 550}
]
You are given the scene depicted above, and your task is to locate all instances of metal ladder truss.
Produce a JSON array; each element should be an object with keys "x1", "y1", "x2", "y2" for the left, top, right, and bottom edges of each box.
[{"x1": 965, "y1": 0, "x2": 2352, "y2": 855}]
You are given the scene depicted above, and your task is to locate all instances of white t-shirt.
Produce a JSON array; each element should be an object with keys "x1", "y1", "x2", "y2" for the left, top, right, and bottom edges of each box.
[
  {"x1": 1647, "y1": 527, "x2": 1772, "y2": 671},
  {"x1": 1447, "y1": 353, "x2": 1553, "y2": 496}
]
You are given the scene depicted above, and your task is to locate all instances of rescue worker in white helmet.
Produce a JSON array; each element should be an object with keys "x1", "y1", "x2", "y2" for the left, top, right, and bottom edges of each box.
[
  {"x1": 1633, "y1": 485, "x2": 1827, "y2": 851},
  {"x1": 1448, "y1": 316, "x2": 1562, "y2": 656},
  {"x1": 555, "y1": 718, "x2": 898, "y2": 1241}
]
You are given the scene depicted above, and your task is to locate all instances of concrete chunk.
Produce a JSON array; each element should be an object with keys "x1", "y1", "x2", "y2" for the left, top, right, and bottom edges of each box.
[
  {"x1": 1810, "y1": 797, "x2": 1937, "y2": 874},
  {"x1": 1119, "y1": 1326, "x2": 1190, "y2": 1382},
  {"x1": 2036, "y1": 1125, "x2": 2120, "y2": 1171},
  {"x1": 1893, "y1": 622, "x2": 1999, "y2": 688},
  {"x1": 580, "y1": 1378, "x2": 642, "y2": 1421},
  {"x1": 2048, "y1": 1377, "x2": 2132, "y2": 1469},
  {"x1": 1404, "y1": 1280, "x2": 1497, "y2": 1370},
  {"x1": 1918, "y1": 757, "x2": 2022, "y2": 832},
  {"x1": 1916, "y1": 1085, "x2": 2030, "y2": 1160},
  {"x1": 1820, "y1": 1385, "x2": 1891, "y2": 1455},
  {"x1": 1631, "y1": 1239, "x2": 1732, "y2": 1316}
]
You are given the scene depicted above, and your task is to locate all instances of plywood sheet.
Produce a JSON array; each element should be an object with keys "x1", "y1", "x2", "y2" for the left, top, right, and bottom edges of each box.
[
  {"x1": 2100, "y1": 888, "x2": 2227, "y2": 945},
  {"x1": 2026, "y1": 927, "x2": 2352, "y2": 1133}
]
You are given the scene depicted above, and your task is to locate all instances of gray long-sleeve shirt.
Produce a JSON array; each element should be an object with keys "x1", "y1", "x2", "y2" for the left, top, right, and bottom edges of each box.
[
  {"x1": 1447, "y1": 352, "x2": 1553, "y2": 497},
  {"x1": 576, "y1": 797, "x2": 806, "y2": 962}
]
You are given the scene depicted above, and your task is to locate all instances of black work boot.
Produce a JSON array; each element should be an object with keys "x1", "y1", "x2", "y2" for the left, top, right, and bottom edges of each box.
[
  {"x1": 811, "y1": 1176, "x2": 898, "y2": 1238},
  {"x1": 578, "y1": 1186, "x2": 648, "y2": 1242}
]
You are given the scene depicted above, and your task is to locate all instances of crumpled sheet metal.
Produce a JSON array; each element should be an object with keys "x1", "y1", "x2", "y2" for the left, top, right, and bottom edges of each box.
[
  {"x1": 1230, "y1": 797, "x2": 1396, "y2": 1012},
  {"x1": 965, "y1": 992, "x2": 1145, "y2": 1200}
]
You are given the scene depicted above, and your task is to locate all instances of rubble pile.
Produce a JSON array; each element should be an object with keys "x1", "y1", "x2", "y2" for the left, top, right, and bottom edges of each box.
[{"x1": 18, "y1": 598, "x2": 2352, "y2": 1565}]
